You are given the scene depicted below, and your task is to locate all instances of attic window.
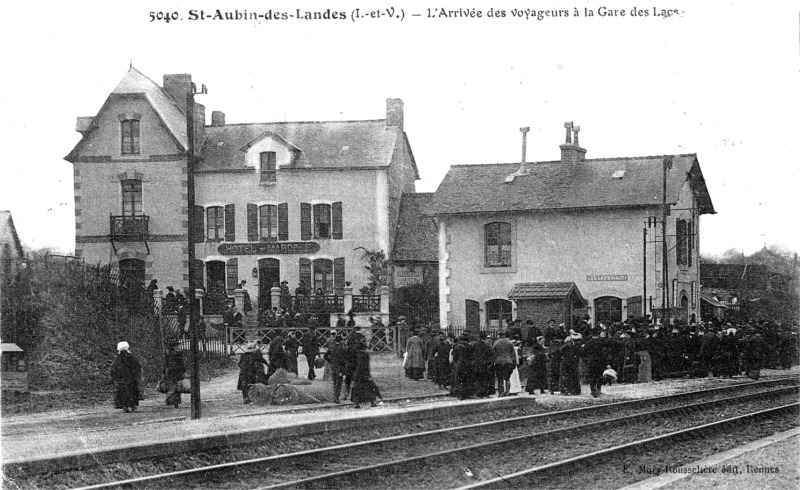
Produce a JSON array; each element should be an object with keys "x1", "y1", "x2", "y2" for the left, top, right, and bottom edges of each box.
[{"x1": 612, "y1": 170, "x2": 626, "y2": 179}]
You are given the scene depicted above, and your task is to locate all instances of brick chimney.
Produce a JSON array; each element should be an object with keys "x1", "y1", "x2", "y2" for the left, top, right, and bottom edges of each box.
[
  {"x1": 386, "y1": 98, "x2": 404, "y2": 130},
  {"x1": 559, "y1": 122, "x2": 586, "y2": 175},
  {"x1": 211, "y1": 111, "x2": 226, "y2": 126},
  {"x1": 163, "y1": 74, "x2": 194, "y2": 113}
]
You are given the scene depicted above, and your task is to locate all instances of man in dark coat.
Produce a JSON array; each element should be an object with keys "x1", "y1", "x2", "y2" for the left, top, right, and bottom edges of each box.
[
  {"x1": 582, "y1": 332, "x2": 607, "y2": 397},
  {"x1": 283, "y1": 331, "x2": 300, "y2": 375},
  {"x1": 323, "y1": 334, "x2": 348, "y2": 403},
  {"x1": 451, "y1": 333, "x2": 474, "y2": 399},
  {"x1": 472, "y1": 332, "x2": 495, "y2": 397},
  {"x1": 302, "y1": 326, "x2": 320, "y2": 380},
  {"x1": 164, "y1": 341, "x2": 185, "y2": 407},
  {"x1": 267, "y1": 333, "x2": 287, "y2": 378},
  {"x1": 237, "y1": 341, "x2": 268, "y2": 404},
  {"x1": 745, "y1": 332, "x2": 767, "y2": 379},
  {"x1": 111, "y1": 341, "x2": 141, "y2": 412}
]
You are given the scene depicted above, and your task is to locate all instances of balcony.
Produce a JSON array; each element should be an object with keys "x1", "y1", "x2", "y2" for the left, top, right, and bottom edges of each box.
[{"x1": 110, "y1": 215, "x2": 150, "y2": 241}]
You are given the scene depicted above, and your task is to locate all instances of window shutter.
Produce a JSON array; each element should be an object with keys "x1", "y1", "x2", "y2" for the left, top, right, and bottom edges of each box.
[
  {"x1": 193, "y1": 205, "x2": 205, "y2": 243},
  {"x1": 224, "y1": 204, "x2": 236, "y2": 242},
  {"x1": 226, "y1": 258, "x2": 238, "y2": 294},
  {"x1": 333, "y1": 257, "x2": 345, "y2": 292},
  {"x1": 191, "y1": 259, "x2": 205, "y2": 290},
  {"x1": 332, "y1": 202, "x2": 343, "y2": 239},
  {"x1": 300, "y1": 203, "x2": 312, "y2": 240},
  {"x1": 278, "y1": 203, "x2": 289, "y2": 241},
  {"x1": 247, "y1": 204, "x2": 258, "y2": 242},
  {"x1": 299, "y1": 258, "x2": 312, "y2": 289},
  {"x1": 687, "y1": 220, "x2": 693, "y2": 267}
]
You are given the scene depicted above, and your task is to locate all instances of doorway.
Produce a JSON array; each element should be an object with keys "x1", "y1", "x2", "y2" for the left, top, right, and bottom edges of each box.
[{"x1": 258, "y1": 258, "x2": 280, "y2": 319}]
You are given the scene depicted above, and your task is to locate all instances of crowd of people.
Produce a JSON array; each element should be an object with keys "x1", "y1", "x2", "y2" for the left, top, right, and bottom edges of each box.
[
  {"x1": 109, "y1": 311, "x2": 798, "y2": 413},
  {"x1": 400, "y1": 316, "x2": 799, "y2": 400}
]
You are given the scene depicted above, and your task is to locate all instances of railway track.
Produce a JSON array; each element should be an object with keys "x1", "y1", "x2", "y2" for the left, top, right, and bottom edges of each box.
[{"x1": 51, "y1": 379, "x2": 797, "y2": 489}]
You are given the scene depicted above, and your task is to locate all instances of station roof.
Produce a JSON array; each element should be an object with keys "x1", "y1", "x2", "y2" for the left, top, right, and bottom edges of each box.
[{"x1": 431, "y1": 154, "x2": 715, "y2": 216}]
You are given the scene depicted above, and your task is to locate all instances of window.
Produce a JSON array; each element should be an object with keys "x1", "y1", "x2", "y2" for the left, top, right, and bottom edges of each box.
[
  {"x1": 206, "y1": 206, "x2": 225, "y2": 241},
  {"x1": 260, "y1": 151, "x2": 276, "y2": 182},
  {"x1": 687, "y1": 220, "x2": 694, "y2": 267},
  {"x1": 313, "y1": 204, "x2": 331, "y2": 239},
  {"x1": 676, "y1": 219, "x2": 688, "y2": 266},
  {"x1": 121, "y1": 119, "x2": 140, "y2": 155},
  {"x1": 485, "y1": 222, "x2": 512, "y2": 268},
  {"x1": 313, "y1": 258, "x2": 333, "y2": 293},
  {"x1": 486, "y1": 298, "x2": 513, "y2": 327},
  {"x1": 121, "y1": 180, "x2": 142, "y2": 216},
  {"x1": 594, "y1": 296, "x2": 622, "y2": 324},
  {"x1": 302, "y1": 202, "x2": 342, "y2": 240},
  {"x1": 259, "y1": 205, "x2": 278, "y2": 240}
]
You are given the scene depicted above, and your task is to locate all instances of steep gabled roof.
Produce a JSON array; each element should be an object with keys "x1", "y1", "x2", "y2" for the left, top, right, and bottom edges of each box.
[
  {"x1": 392, "y1": 193, "x2": 438, "y2": 262},
  {"x1": 0, "y1": 211, "x2": 24, "y2": 258},
  {"x1": 200, "y1": 120, "x2": 400, "y2": 171},
  {"x1": 431, "y1": 154, "x2": 715, "y2": 216},
  {"x1": 66, "y1": 67, "x2": 187, "y2": 161}
]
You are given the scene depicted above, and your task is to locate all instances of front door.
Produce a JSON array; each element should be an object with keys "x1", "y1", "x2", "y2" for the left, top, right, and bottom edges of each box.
[{"x1": 258, "y1": 259, "x2": 280, "y2": 319}]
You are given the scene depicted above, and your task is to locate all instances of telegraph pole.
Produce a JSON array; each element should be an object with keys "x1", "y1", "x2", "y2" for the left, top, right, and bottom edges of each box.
[
  {"x1": 662, "y1": 157, "x2": 672, "y2": 324},
  {"x1": 186, "y1": 82, "x2": 206, "y2": 420}
]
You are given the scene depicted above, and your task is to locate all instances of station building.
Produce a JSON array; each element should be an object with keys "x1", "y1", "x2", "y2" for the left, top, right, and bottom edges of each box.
[
  {"x1": 66, "y1": 68, "x2": 419, "y2": 320},
  {"x1": 430, "y1": 124, "x2": 715, "y2": 329}
]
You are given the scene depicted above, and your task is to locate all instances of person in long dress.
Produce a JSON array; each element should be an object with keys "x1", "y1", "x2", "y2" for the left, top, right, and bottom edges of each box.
[
  {"x1": 237, "y1": 341, "x2": 268, "y2": 404},
  {"x1": 405, "y1": 329, "x2": 425, "y2": 380},
  {"x1": 350, "y1": 339, "x2": 382, "y2": 408},
  {"x1": 111, "y1": 341, "x2": 141, "y2": 413},
  {"x1": 433, "y1": 332, "x2": 452, "y2": 390},
  {"x1": 559, "y1": 337, "x2": 581, "y2": 395},
  {"x1": 526, "y1": 337, "x2": 549, "y2": 395}
]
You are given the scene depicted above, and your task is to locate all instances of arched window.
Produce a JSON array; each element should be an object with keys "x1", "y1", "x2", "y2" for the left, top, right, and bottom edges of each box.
[
  {"x1": 594, "y1": 296, "x2": 622, "y2": 325},
  {"x1": 486, "y1": 298, "x2": 513, "y2": 328},
  {"x1": 485, "y1": 222, "x2": 512, "y2": 268}
]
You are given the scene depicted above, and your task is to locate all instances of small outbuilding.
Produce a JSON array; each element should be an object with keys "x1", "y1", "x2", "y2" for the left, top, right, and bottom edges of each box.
[{"x1": 508, "y1": 282, "x2": 586, "y2": 330}]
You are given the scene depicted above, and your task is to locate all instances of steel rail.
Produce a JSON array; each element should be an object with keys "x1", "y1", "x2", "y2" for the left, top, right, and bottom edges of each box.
[
  {"x1": 457, "y1": 403, "x2": 800, "y2": 489},
  {"x1": 70, "y1": 383, "x2": 798, "y2": 490},
  {"x1": 254, "y1": 388, "x2": 799, "y2": 490}
]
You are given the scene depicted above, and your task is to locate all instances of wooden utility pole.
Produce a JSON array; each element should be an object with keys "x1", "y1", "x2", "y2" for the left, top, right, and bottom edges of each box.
[
  {"x1": 186, "y1": 84, "x2": 205, "y2": 419},
  {"x1": 662, "y1": 157, "x2": 672, "y2": 323}
]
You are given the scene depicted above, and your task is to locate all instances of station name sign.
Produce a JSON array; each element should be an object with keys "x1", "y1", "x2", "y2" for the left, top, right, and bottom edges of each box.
[
  {"x1": 218, "y1": 242, "x2": 320, "y2": 255},
  {"x1": 586, "y1": 274, "x2": 628, "y2": 282}
]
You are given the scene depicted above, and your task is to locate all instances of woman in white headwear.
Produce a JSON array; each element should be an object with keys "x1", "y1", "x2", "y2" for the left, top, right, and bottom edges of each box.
[
  {"x1": 111, "y1": 341, "x2": 141, "y2": 412},
  {"x1": 508, "y1": 340, "x2": 522, "y2": 395}
]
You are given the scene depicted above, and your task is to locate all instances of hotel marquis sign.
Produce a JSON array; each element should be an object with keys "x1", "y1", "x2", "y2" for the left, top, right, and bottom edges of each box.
[{"x1": 218, "y1": 242, "x2": 320, "y2": 255}]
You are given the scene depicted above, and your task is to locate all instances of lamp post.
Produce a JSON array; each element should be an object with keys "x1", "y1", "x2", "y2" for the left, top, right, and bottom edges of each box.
[{"x1": 186, "y1": 82, "x2": 206, "y2": 420}]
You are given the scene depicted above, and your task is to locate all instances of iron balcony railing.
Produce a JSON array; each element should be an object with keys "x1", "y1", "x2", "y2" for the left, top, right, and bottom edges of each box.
[{"x1": 110, "y1": 215, "x2": 150, "y2": 240}]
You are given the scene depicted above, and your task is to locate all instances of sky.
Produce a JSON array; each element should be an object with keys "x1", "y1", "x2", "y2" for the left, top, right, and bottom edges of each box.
[{"x1": 0, "y1": 1, "x2": 798, "y2": 257}]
